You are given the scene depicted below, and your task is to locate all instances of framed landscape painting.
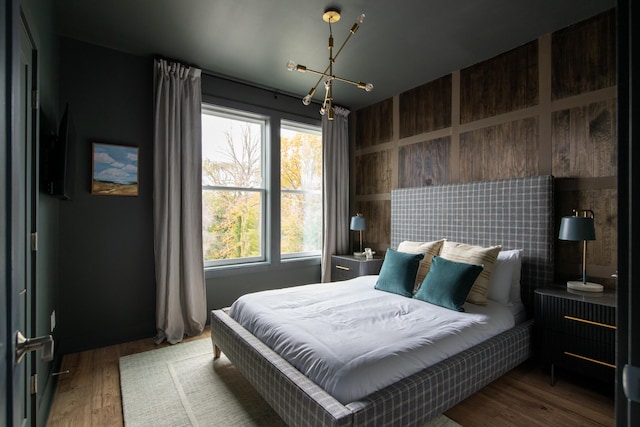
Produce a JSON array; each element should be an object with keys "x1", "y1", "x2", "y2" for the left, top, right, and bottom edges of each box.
[{"x1": 91, "y1": 142, "x2": 139, "y2": 196}]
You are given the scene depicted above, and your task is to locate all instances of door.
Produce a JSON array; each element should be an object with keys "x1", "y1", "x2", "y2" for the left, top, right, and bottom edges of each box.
[
  {"x1": 1, "y1": 0, "x2": 25, "y2": 425},
  {"x1": 1, "y1": 0, "x2": 11, "y2": 424},
  {"x1": 4, "y1": 7, "x2": 52, "y2": 426},
  {"x1": 2, "y1": 4, "x2": 40, "y2": 426},
  {"x1": 617, "y1": 1, "x2": 640, "y2": 425},
  {"x1": 11, "y1": 12, "x2": 35, "y2": 426}
]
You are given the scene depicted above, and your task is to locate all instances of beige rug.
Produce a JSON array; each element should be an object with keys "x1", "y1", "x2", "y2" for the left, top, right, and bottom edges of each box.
[{"x1": 119, "y1": 338, "x2": 462, "y2": 426}]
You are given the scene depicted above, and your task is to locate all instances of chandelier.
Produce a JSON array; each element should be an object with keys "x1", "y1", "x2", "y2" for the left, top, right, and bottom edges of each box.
[{"x1": 286, "y1": 9, "x2": 374, "y2": 120}]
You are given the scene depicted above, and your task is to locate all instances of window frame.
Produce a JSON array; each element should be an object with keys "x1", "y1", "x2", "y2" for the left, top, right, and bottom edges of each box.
[
  {"x1": 201, "y1": 104, "x2": 268, "y2": 268},
  {"x1": 280, "y1": 119, "x2": 323, "y2": 260},
  {"x1": 201, "y1": 98, "x2": 323, "y2": 275}
]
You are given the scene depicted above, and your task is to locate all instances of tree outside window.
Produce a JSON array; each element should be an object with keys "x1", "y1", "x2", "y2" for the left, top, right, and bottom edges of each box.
[
  {"x1": 281, "y1": 122, "x2": 322, "y2": 257},
  {"x1": 202, "y1": 108, "x2": 265, "y2": 265},
  {"x1": 201, "y1": 106, "x2": 322, "y2": 267}
]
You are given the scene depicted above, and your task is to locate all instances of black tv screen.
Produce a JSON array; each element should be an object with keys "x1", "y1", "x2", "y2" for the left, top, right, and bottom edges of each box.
[{"x1": 41, "y1": 104, "x2": 75, "y2": 200}]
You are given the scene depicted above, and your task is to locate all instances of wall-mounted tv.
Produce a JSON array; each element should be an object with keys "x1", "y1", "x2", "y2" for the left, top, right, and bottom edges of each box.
[{"x1": 41, "y1": 103, "x2": 76, "y2": 200}]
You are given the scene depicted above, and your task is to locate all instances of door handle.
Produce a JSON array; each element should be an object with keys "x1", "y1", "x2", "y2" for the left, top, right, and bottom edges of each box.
[{"x1": 15, "y1": 331, "x2": 54, "y2": 364}]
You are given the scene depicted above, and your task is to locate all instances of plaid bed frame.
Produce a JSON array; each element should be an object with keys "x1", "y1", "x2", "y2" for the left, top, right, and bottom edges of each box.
[
  {"x1": 210, "y1": 175, "x2": 554, "y2": 426},
  {"x1": 211, "y1": 310, "x2": 532, "y2": 426}
]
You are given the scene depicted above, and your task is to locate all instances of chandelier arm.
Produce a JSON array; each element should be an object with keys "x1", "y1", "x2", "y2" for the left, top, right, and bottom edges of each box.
[
  {"x1": 311, "y1": 74, "x2": 324, "y2": 88},
  {"x1": 303, "y1": 67, "x2": 330, "y2": 78},
  {"x1": 322, "y1": 86, "x2": 330, "y2": 108},
  {"x1": 325, "y1": 23, "x2": 359, "y2": 66},
  {"x1": 331, "y1": 34, "x2": 353, "y2": 65},
  {"x1": 307, "y1": 71, "x2": 327, "y2": 99},
  {"x1": 331, "y1": 75, "x2": 363, "y2": 87},
  {"x1": 310, "y1": 23, "x2": 359, "y2": 79},
  {"x1": 299, "y1": 67, "x2": 331, "y2": 97},
  {"x1": 301, "y1": 68, "x2": 364, "y2": 89}
]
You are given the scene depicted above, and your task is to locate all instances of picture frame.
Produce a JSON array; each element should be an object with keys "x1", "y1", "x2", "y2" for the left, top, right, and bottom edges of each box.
[{"x1": 91, "y1": 142, "x2": 139, "y2": 196}]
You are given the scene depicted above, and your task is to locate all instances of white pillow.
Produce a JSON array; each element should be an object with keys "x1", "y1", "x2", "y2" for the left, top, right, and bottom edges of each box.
[
  {"x1": 487, "y1": 249, "x2": 523, "y2": 306},
  {"x1": 509, "y1": 249, "x2": 524, "y2": 305}
]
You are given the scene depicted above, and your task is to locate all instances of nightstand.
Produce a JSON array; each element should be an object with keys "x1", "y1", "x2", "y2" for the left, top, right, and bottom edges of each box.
[
  {"x1": 330, "y1": 255, "x2": 384, "y2": 282},
  {"x1": 534, "y1": 286, "x2": 616, "y2": 385}
]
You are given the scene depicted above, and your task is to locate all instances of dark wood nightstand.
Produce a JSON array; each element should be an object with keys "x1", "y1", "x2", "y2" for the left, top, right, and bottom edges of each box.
[
  {"x1": 330, "y1": 255, "x2": 384, "y2": 282},
  {"x1": 534, "y1": 286, "x2": 616, "y2": 385}
]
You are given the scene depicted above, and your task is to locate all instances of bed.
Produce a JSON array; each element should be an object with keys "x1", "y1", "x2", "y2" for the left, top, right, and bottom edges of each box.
[{"x1": 210, "y1": 175, "x2": 554, "y2": 426}]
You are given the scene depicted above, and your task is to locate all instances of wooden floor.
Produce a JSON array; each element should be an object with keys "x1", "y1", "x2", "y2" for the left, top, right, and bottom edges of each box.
[{"x1": 47, "y1": 327, "x2": 615, "y2": 427}]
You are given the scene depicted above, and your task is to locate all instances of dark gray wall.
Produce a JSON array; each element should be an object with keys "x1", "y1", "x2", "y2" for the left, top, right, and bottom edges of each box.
[
  {"x1": 57, "y1": 39, "x2": 324, "y2": 353},
  {"x1": 58, "y1": 38, "x2": 156, "y2": 353}
]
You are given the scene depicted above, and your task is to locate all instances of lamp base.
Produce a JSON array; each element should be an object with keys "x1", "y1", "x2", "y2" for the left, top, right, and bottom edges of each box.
[{"x1": 566, "y1": 280, "x2": 604, "y2": 293}]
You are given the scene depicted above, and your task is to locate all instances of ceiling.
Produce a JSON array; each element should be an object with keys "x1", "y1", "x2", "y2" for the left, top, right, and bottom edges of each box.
[{"x1": 54, "y1": 0, "x2": 615, "y2": 111}]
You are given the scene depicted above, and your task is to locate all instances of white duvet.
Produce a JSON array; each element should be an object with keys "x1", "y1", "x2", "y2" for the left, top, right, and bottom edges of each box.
[{"x1": 229, "y1": 275, "x2": 516, "y2": 404}]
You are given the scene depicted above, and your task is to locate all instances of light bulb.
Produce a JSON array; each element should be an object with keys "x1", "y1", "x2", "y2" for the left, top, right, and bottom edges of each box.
[
  {"x1": 286, "y1": 60, "x2": 297, "y2": 71},
  {"x1": 302, "y1": 95, "x2": 312, "y2": 105},
  {"x1": 319, "y1": 107, "x2": 326, "y2": 115},
  {"x1": 364, "y1": 83, "x2": 374, "y2": 92},
  {"x1": 357, "y1": 14, "x2": 365, "y2": 24}
]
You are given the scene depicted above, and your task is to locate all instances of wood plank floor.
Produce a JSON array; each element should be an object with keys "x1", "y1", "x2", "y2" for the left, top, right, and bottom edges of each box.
[{"x1": 47, "y1": 327, "x2": 614, "y2": 426}]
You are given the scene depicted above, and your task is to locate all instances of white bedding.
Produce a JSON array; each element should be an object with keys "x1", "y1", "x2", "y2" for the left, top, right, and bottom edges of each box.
[{"x1": 229, "y1": 275, "x2": 516, "y2": 404}]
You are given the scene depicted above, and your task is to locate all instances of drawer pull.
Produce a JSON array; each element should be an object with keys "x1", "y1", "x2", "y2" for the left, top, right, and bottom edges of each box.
[
  {"x1": 564, "y1": 351, "x2": 615, "y2": 369},
  {"x1": 564, "y1": 315, "x2": 616, "y2": 330},
  {"x1": 335, "y1": 265, "x2": 350, "y2": 271}
]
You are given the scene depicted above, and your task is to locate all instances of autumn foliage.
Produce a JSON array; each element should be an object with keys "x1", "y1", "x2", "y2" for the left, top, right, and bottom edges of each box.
[{"x1": 202, "y1": 122, "x2": 321, "y2": 263}]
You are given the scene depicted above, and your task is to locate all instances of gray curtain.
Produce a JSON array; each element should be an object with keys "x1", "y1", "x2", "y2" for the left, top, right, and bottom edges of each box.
[
  {"x1": 152, "y1": 59, "x2": 206, "y2": 344},
  {"x1": 321, "y1": 106, "x2": 351, "y2": 282}
]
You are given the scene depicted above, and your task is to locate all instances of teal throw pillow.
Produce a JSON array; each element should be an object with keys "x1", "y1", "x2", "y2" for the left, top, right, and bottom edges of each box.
[
  {"x1": 374, "y1": 248, "x2": 424, "y2": 297},
  {"x1": 414, "y1": 256, "x2": 484, "y2": 311}
]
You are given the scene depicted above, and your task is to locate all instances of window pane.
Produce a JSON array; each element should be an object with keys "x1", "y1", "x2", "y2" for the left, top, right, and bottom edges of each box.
[
  {"x1": 281, "y1": 191, "x2": 322, "y2": 254},
  {"x1": 280, "y1": 126, "x2": 322, "y2": 191},
  {"x1": 202, "y1": 105, "x2": 266, "y2": 265},
  {"x1": 202, "y1": 113, "x2": 263, "y2": 188},
  {"x1": 281, "y1": 123, "x2": 322, "y2": 256},
  {"x1": 202, "y1": 189, "x2": 263, "y2": 262}
]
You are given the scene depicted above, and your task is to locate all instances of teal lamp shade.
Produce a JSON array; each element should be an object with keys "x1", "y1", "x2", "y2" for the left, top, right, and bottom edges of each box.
[
  {"x1": 350, "y1": 214, "x2": 366, "y2": 254},
  {"x1": 558, "y1": 211, "x2": 602, "y2": 292},
  {"x1": 350, "y1": 215, "x2": 366, "y2": 231},
  {"x1": 558, "y1": 216, "x2": 595, "y2": 241}
]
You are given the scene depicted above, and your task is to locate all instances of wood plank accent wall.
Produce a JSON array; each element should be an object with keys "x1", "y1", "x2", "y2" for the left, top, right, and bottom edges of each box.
[
  {"x1": 551, "y1": 11, "x2": 616, "y2": 100},
  {"x1": 459, "y1": 118, "x2": 539, "y2": 182},
  {"x1": 398, "y1": 137, "x2": 451, "y2": 187},
  {"x1": 399, "y1": 75, "x2": 452, "y2": 137},
  {"x1": 352, "y1": 9, "x2": 617, "y2": 288},
  {"x1": 460, "y1": 41, "x2": 539, "y2": 123},
  {"x1": 354, "y1": 98, "x2": 394, "y2": 149}
]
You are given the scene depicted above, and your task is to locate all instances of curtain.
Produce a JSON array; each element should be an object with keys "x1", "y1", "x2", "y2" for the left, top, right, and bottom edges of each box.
[
  {"x1": 152, "y1": 59, "x2": 206, "y2": 344},
  {"x1": 321, "y1": 106, "x2": 351, "y2": 282}
]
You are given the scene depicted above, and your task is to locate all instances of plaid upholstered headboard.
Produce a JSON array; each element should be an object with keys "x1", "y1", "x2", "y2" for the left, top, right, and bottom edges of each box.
[{"x1": 391, "y1": 175, "x2": 554, "y2": 315}]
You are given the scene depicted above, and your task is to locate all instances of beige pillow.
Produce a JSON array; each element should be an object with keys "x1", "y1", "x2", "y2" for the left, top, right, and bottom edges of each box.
[
  {"x1": 397, "y1": 239, "x2": 445, "y2": 292},
  {"x1": 439, "y1": 241, "x2": 502, "y2": 305}
]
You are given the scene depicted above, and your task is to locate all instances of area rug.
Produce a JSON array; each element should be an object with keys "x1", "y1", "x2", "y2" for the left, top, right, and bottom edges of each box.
[{"x1": 119, "y1": 338, "x2": 462, "y2": 427}]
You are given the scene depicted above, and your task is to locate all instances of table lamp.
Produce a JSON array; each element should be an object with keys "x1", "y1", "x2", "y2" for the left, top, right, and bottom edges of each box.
[
  {"x1": 558, "y1": 209, "x2": 603, "y2": 292},
  {"x1": 350, "y1": 213, "x2": 366, "y2": 255}
]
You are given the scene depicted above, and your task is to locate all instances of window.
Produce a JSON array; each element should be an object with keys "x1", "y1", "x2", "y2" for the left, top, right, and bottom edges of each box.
[
  {"x1": 201, "y1": 104, "x2": 323, "y2": 268},
  {"x1": 280, "y1": 121, "x2": 322, "y2": 258},
  {"x1": 202, "y1": 106, "x2": 266, "y2": 266}
]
